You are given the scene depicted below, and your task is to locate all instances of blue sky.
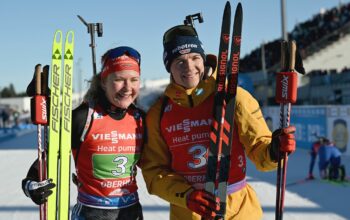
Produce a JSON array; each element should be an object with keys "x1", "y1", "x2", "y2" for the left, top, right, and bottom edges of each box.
[{"x1": 0, "y1": 0, "x2": 348, "y2": 93}]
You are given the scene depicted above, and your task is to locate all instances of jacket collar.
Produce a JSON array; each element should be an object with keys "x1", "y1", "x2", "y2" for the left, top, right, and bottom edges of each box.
[{"x1": 164, "y1": 75, "x2": 216, "y2": 108}]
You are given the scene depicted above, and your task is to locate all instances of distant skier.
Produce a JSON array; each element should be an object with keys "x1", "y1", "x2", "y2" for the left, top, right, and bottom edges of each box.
[
  {"x1": 317, "y1": 138, "x2": 346, "y2": 181},
  {"x1": 1, "y1": 108, "x2": 10, "y2": 129},
  {"x1": 308, "y1": 136, "x2": 323, "y2": 179}
]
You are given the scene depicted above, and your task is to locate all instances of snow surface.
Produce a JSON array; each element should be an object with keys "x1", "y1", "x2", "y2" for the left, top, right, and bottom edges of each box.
[{"x1": 0, "y1": 130, "x2": 349, "y2": 220}]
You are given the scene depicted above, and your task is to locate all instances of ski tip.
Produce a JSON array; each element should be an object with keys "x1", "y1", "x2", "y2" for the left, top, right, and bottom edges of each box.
[
  {"x1": 65, "y1": 31, "x2": 75, "y2": 45},
  {"x1": 67, "y1": 30, "x2": 75, "y2": 36},
  {"x1": 53, "y1": 30, "x2": 63, "y2": 44},
  {"x1": 223, "y1": 1, "x2": 231, "y2": 18},
  {"x1": 225, "y1": 1, "x2": 231, "y2": 10},
  {"x1": 236, "y1": 2, "x2": 243, "y2": 14}
]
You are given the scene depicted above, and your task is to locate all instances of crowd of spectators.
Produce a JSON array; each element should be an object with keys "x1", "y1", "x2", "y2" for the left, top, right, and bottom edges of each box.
[
  {"x1": 0, "y1": 107, "x2": 29, "y2": 129},
  {"x1": 308, "y1": 66, "x2": 350, "y2": 76},
  {"x1": 304, "y1": 67, "x2": 350, "y2": 89},
  {"x1": 240, "y1": 2, "x2": 350, "y2": 73}
]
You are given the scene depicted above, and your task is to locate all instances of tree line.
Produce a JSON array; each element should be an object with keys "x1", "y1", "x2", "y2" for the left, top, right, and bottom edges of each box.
[{"x1": 0, "y1": 84, "x2": 26, "y2": 98}]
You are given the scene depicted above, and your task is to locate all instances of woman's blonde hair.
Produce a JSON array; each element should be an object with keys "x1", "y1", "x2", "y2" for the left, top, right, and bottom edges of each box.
[{"x1": 83, "y1": 73, "x2": 103, "y2": 104}]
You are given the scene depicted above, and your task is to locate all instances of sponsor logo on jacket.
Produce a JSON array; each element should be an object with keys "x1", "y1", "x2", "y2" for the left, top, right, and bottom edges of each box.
[
  {"x1": 92, "y1": 131, "x2": 143, "y2": 144},
  {"x1": 165, "y1": 118, "x2": 212, "y2": 133}
]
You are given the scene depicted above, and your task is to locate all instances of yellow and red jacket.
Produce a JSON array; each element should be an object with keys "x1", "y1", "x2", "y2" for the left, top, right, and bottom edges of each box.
[{"x1": 140, "y1": 57, "x2": 277, "y2": 220}]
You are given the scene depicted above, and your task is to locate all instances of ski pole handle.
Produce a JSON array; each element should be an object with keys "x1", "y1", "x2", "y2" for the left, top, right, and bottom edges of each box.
[
  {"x1": 35, "y1": 64, "x2": 41, "y2": 95},
  {"x1": 275, "y1": 72, "x2": 297, "y2": 104},
  {"x1": 32, "y1": 64, "x2": 48, "y2": 125},
  {"x1": 275, "y1": 40, "x2": 298, "y2": 220},
  {"x1": 42, "y1": 65, "x2": 49, "y2": 96},
  {"x1": 275, "y1": 41, "x2": 297, "y2": 104},
  {"x1": 288, "y1": 41, "x2": 296, "y2": 71}
]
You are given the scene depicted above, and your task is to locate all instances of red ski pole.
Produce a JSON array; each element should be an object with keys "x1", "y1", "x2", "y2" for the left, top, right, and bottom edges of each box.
[
  {"x1": 41, "y1": 65, "x2": 49, "y2": 220},
  {"x1": 275, "y1": 40, "x2": 298, "y2": 220},
  {"x1": 32, "y1": 64, "x2": 49, "y2": 220}
]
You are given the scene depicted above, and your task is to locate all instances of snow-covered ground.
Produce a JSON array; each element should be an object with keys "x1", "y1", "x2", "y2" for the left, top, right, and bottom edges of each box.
[{"x1": 1, "y1": 130, "x2": 349, "y2": 220}]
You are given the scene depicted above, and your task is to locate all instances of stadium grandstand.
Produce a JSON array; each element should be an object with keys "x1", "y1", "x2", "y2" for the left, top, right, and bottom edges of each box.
[{"x1": 239, "y1": 2, "x2": 350, "y2": 106}]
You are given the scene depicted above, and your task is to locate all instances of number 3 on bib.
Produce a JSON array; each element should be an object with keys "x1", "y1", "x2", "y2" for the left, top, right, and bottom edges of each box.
[{"x1": 188, "y1": 145, "x2": 207, "y2": 169}]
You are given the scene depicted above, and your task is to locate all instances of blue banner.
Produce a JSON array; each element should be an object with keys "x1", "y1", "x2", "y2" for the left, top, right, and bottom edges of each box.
[{"x1": 291, "y1": 106, "x2": 327, "y2": 149}]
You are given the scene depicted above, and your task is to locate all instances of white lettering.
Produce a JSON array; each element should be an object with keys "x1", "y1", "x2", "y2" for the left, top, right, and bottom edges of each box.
[
  {"x1": 172, "y1": 135, "x2": 190, "y2": 144},
  {"x1": 165, "y1": 118, "x2": 212, "y2": 133},
  {"x1": 184, "y1": 175, "x2": 206, "y2": 183},
  {"x1": 281, "y1": 75, "x2": 289, "y2": 99},
  {"x1": 118, "y1": 145, "x2": 138, "y2": 152},
  {"x1": 191, "y1": 132, "x2": 210, "y2": 141},
  {"x1": 101, "y1": 179, "x2": 132, "y2": 188},
  {"x1": 172, "y1": 44, "x2": 198, "y2": 54},
  {"x1": 91, "y1": 131, "x2": 143, "y2": 144},
  {"x1": 97, "y1": 146, "x2": 117, "y2": 152}
]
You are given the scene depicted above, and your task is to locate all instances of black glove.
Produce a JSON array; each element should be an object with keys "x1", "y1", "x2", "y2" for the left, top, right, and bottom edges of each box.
[
  {"x1": 22, "y1": 178, "x2": 56, "y2": 205},
  {"x1": 270, "y1": 126, "x2": 296, "y2": 162}
]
